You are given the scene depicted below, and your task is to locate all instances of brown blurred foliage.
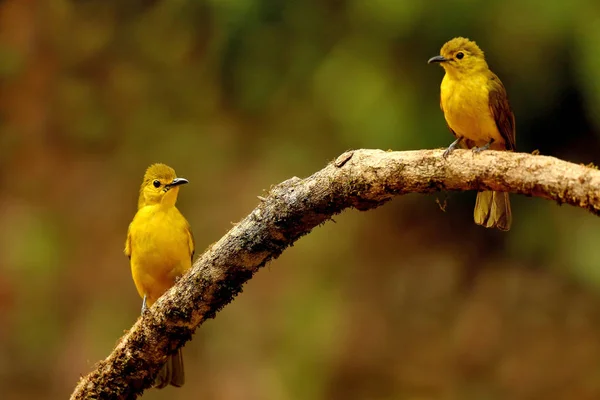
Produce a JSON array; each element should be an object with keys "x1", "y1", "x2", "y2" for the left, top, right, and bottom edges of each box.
[{"x1": 1, "y1": 0, "x2": 600, "y2": 399}]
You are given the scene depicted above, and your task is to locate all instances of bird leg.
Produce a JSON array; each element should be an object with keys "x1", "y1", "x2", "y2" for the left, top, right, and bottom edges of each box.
[
  {"x1": 472, "y1": 138, "x2": 495, "y2": 154},
  {"x1": 443, "y1": 137, "x2": 462, "y2": 159},
  {"x1": 141, "y1": 295, "x2": 147, "y2": 314}
]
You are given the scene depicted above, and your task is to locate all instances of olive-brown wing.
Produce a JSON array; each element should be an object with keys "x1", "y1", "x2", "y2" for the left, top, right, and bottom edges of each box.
[{"x1": 488, "y1": 73, "x2": 516, "y2": 151}]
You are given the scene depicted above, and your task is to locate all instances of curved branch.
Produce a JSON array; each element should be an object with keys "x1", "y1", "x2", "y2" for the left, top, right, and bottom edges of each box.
[{"x1": 70, "y1": 149, "x2": 600, "y2": 399}]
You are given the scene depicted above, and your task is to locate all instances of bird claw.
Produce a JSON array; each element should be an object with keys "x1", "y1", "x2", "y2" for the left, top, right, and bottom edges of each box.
[
  {"x1": 443, "y1": 137, "x2": 462, "y2": 159},
  {"x1": 141, "y1": 295, "x2": 148, "y2": 315},
  {"x1": 471, "y1": 139, "x2": 494, "y2": 154}
]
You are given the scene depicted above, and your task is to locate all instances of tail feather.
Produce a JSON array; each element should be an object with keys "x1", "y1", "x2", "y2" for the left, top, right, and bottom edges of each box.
[
  {"x1": 170, "y1": 348, "x2": 185, "y2": 387},
  {"x1": 474, "y1": 191, "x2": 512, "y2": 231},
  {"x1": 154, "y1": 348, "x2": 185, "y2": 388}
]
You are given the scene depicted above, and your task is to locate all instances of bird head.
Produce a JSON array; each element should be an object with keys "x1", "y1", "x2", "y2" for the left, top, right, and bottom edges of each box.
[
  {"x1": 138, "y1": 163, "x2": 188, "y2": 208},
  {"x1": 428, "y1": 37, "x2": 488, "y2": 77}
]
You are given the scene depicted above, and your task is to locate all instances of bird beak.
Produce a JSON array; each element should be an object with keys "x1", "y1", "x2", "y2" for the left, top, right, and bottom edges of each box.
[
  {"x1": 167, "y1": 177, "x2": 189, "y2": 188},
  {"x1": 427, "y1": 55, "x2": 448, "y2": 64}
]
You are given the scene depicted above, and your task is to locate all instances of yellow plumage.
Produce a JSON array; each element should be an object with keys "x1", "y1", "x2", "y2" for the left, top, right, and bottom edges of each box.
[
  {"x1": 429, "y1": 37, "x2": 516, "y2": 231},
  {"x1": 125, "y1": 163, "x2": 195, "y2": 388},
  {"x1": 440, "y1": 74, "x2": 503, "y2": 148}
]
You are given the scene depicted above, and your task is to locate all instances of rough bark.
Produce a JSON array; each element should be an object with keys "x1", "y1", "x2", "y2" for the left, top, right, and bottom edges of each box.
[{"x1": 69, "y1": 149, "x2": 600, "y2": 399}]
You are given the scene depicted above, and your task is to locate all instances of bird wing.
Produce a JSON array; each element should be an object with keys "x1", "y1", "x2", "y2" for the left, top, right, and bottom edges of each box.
[
  {"x1": 488, "y1": 73, "x2": 516, "y2": 151},
  {"x1": 125, "y1": 224, "x2": 132, "y2": 259},
  {"x1": 185, "y1": 220, "x2": 195, "y2": 263}
]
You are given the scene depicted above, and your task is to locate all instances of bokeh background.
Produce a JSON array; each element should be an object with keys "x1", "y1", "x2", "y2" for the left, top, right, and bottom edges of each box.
[{"x1": 2, "y1": 0, "x2": 600, "y2": 399}]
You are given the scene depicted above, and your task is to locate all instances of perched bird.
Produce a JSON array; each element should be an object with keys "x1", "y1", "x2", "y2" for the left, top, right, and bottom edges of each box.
[
  {"x1": 125, "y1": 163, "x2": 194, "y2": 388},
  {"x1": 428, "y1": 37, "x2": 516, "y2": 231}
]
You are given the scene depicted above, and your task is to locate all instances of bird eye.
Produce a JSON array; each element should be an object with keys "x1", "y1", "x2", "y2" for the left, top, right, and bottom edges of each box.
[
  {"x1": 456, "y1": 52, "x2": 464, "y2": 60},
  {"x1": 153, "y1": 180, "x2": 160, "y2": 188}
]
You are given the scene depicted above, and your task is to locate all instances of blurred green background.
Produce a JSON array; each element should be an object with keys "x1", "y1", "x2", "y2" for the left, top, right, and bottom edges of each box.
[{"x1": 2, "y1": 0, "x2": 600, "y2": 399}]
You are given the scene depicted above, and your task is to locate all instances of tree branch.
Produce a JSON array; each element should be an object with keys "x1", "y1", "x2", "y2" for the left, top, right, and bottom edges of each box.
[{"x1": 70, "y1": 149, "x2": 600, "y2": 399}]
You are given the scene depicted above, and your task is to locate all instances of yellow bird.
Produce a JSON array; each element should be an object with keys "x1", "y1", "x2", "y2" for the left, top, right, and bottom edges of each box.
[
  {"x1": 125, "y1": 163, "x2": 195, "y2": 388},
  {"x1": 428, "y1": 37, "x2": 516, "y2": 231}
]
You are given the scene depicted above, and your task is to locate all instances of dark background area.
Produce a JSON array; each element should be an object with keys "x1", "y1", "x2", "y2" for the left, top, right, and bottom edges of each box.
[{"x1": 1, "y1": 1, "x2": 600, "y2": 399}]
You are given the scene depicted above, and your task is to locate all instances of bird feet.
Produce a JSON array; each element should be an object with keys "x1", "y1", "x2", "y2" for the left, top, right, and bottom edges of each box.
[
  {"x1": 141, "y1": 295, "x2": 148, "y2": 315},
  {"x1": 472, "y1": 139, "x2": 495, "y2": 154},
  {"x1": 443, "y1": 137, "x2": 463, "y2": 159}
]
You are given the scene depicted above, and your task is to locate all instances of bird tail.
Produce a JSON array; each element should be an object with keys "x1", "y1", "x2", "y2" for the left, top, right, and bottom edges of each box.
[
  {"x1": 474, "y1": 191, "x2": 512, "y2": 231},
  {"x1": 154, "y1": 348, "x2": 185, "y2": 388}
]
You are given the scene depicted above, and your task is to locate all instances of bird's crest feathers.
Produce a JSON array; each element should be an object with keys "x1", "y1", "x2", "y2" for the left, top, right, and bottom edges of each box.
[
  {"x1": 143, "y1": 163, "x2": 176, "y2": 186},
  {"x1": 440, "y1": 37, "x2": 485, "y2": 60}
]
